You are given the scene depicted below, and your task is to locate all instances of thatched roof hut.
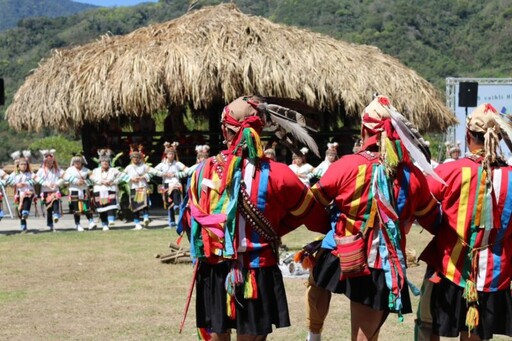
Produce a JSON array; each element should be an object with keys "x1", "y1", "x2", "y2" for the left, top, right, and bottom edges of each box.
[{"x1": 6, "y1": 3, "x2": 455, "y2": 133}]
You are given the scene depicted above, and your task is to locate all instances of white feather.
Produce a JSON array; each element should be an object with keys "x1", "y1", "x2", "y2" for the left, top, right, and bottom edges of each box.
[
  {"x1": 495, "y1": 113, "x2": 512, "y2": 153},
  {"x1": 10, "y1": 151, "x2": 21, "y2": 160},
  {"x1": 265, "y1": 104, "x2": 320, "y2": 156},
  {"x1": 268, "y1": 112, "x2": 320, "y2": 156},
  {"x1": 387, "y1": 108, "x2": 446, "y2": 185}
]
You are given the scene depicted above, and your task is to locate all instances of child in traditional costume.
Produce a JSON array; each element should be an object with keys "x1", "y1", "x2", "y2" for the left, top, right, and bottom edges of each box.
[
  {"x1": 312, "y1": 142, "x2": 339, "y2": 179},
  {"x1": 416, "y1": 103, "x2": 512, "y2": 340},
  {"x1": 443, "y1": 140, "x2": 461, "y2": 163},
  {"x1": 64, "y1": 153, "x2": 95, "y2": 232},
  {"x1": 34, "y1": 149, "x2": 65, "y2": 232},
  {"x1": 7, "y1": 151, "x2": 35, "y2": 232},
  {"x1": 124, "y1": 144, "x2": 161, "y2": 230},
  {"x1": 192, "y1": 144, "x2": 209, "y2": 168},
  {"x1": 306, "y1": 95, "x2": 442, "y2": 341},
  {"x1": 181, "y1": 96, "x2": 329, "y2": 340},
  {"x1": 89, "y1": 149, "x2": 129, "y2": 231},
  {"x1": 289, "y1": 147, "x2": 315, "y2": 187},
  {"x1": 154, "y1": 142, "x2": 188, "y2": 228}
]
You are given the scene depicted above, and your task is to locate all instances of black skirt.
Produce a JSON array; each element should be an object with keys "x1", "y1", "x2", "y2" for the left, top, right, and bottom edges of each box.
[
  {"x1": 313, "y1": 249, "x2": 412, "y2": 314},
  {"x1": 430, "y1": 276, "x2": 512, "y2": 339},
  {"x1": 195, "y1": 261, "x2": 291, "y2": 335}
]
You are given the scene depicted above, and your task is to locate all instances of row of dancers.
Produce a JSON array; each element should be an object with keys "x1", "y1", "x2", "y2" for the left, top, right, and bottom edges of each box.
[
  {"x1": 0, "y1": 143, "x2": 210, "y2": 232},
  {"x1": 1, "y1": 139, "x2": 341, "y2": 233}
]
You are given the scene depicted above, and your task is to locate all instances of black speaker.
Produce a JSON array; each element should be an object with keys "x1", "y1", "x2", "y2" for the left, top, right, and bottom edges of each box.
[
  {"x1": 0, "y1": 78, "x2": 4, "y2": 106},
  {"x1": 458, "y1": 82, "x2": 478, "y2": 107}
]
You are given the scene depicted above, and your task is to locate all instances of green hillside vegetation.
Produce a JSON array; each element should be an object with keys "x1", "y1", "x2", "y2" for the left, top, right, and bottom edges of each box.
[
  {"x1": 0, "y1": 0, "x2": 97, "y2": 31},
  {"x1": 1, "y1": 0, "x2": 512, "y2": 163}
]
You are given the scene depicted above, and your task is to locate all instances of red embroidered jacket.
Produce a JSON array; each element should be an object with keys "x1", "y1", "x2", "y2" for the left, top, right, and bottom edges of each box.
[
  {"x1": 311, "y1": 151, "x2": 440, "y2": 270},
  {"x1": 187, "y1": 153, "x2": 330, "y2": 268},
  {"x1": 420, "y1": 157, "x2": 512, "y2": 292}
]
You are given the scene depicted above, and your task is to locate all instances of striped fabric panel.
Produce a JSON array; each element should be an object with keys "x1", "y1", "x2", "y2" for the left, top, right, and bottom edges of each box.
[
  {"x1": 445, "y1": 167, "x2": 472, "y2": 284},
  {"x1": 477, "y1": 169, "x2": 500, "y2": 290},
  {"x1": 460, "y1": 168, "x2": 485, "y2": 284},
  {"x1": 238, "y1": 161, "x2": 271, "y2": 268},
  {"x1": 310, "y1": 182, "x2": 332, "y2": 207},
  {"x1": 289, "y1": 186, "x2": 315, "y2": 217},
  {"x1": 345, "y1": 164, "x2": 367, "y2": 236},
  {"x1": 490, "y1": 170, "x2": 512, "y2": 290}
]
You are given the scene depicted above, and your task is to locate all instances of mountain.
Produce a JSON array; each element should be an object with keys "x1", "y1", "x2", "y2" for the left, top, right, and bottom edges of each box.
[
  {"x1": 0, "y1": 0, "x2": 512, "y2": 162},
  {"x1": 0, "y1": 0, "x2": 97, "y2": 31},
  {"x1": 73, "y1": 0, "x2": 158, "y2": 7}
]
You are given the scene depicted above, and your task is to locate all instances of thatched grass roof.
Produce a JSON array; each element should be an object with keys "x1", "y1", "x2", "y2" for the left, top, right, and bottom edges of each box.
[{"x1": 6, "y1": 3, "x2": 456, "y2": 132}]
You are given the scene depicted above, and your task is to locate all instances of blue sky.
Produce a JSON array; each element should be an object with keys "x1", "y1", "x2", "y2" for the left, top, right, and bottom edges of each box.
[{"x1": 73, "y1": 0, "x2": 158, "y2": 7}]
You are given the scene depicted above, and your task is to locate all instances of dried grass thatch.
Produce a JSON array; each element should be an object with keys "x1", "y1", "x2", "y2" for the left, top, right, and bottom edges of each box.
[{"x1": 6, "y1": 3, "x2": 456, "y2": 132}]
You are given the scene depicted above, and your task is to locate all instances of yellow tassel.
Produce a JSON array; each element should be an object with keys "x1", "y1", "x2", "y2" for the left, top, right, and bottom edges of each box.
[
  {"x1": 248, "y1": 128, "x2": 264, "y2": 158},
  {"x1": 385, "y1": 138, "x2": 399, "y2": 167},
  {"x1": 226, "y1": 294, "x2": 236, "y2": 319},
  {"x1": 465, "y1": 305, "x2": 479, "y2": 332},
  {"x1": 244, "y1": 271, "x2": 253, "y2": 299},
  {"x1": 463, "y1": 279, "x2": 478, "y2": 303}
]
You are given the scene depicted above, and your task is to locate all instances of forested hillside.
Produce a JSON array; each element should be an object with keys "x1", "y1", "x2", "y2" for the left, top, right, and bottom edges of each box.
[
  {"x1": 0, "y1": 0, "x2": 97, "y2": 31},
  {"x1": 0, "y1": 0, "x2": 512, "y2": 162}
]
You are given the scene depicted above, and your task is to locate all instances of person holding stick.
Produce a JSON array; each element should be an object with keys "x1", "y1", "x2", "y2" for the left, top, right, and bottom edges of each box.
[{"x1": 180, "y1": 95, "x2": 329, "y2": 340}]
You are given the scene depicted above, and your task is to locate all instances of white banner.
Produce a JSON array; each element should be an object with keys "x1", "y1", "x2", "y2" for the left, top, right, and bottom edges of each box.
[{"x1": 453, "y1": 83, "x2": 512, "y2": 156}]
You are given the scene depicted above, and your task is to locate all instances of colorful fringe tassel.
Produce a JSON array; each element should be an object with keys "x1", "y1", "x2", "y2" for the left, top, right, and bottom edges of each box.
[
  {"x1": 197, "y1": 327, "x2": 212, "y2": 340},
  {"x1": 466, "y1": 305, "x2": 479, "y2": 333},
  {"x1": 463, "y1": 279, "x2": 479, "y2": 332},
  {"x1": 244, "y1": 270, "x2": 258, "y2": 299},
  {"x1": 225, "y1": 267, "x2": 243, "y2": 319}
]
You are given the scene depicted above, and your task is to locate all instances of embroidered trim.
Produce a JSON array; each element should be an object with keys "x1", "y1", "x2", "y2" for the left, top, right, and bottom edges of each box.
[
  {"x1": 358, "y1": 150, "x2": 379, "y2": 161},
  {"x1": 238, "y1": 182, "x2": 279, "y2": 243}
]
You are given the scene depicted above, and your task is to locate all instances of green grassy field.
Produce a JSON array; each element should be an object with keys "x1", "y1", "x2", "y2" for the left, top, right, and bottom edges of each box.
[{"x1": 0, "y1": 227, "x2": 508, "y2": 340}]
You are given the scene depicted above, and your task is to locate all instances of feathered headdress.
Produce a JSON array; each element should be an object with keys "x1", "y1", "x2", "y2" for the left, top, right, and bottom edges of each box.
[
  {"x1": 22, "y1": 150, "x2": 31, "y2": 160},
  {"x1": 163, "y1": 141, "x2": 179, "y2": 160},
  {"x1": 11, "y1": 150, "x2": 31, "y2": 170},
  {"x1": 10, "y1": 151, "x2": 21, "y2": 161},
  {"x1": 97, "y1": 149, "x2": 113, "y2": 163},
  {"x1": 129, "y1": 144, "x2": 144, "y2": 159},
  {"x1": 465, "y1": 103, "x2": 512, "y2": 177},
  {"x1": 326, "y1": 142, "x2": 339, "y2": 159},
  {"x1": 70, "y1": 152, "x2": 87, "y2": 166},
  {"x1": 361, "y1": 94, "x2": 444, "y2": 184},
  {"x1": 195, "y1": 144, "x2": 210, "y2": 159},
  {"x1": 221, "y1": 96, "x2": 320, "y2": 160},
  {"x1": 40, "y1": 149, "x2": 56, "y2": 158}
]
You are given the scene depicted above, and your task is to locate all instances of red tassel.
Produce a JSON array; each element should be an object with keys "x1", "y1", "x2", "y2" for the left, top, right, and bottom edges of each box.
[
  {"x1": 293, "y1": 250, "x2": 305, "y2": 263},
  {"x1": 250, "y1": 270, "x2": 258, "y2": 299},
  {"x1": 302, "y1": 255, "x2": 314, "y2": 270}
]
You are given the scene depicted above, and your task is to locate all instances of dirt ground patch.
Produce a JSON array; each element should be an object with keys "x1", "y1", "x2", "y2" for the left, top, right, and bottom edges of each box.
[{"x1": 0, "y1": 227, "x2": 508, "y2": 340}]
